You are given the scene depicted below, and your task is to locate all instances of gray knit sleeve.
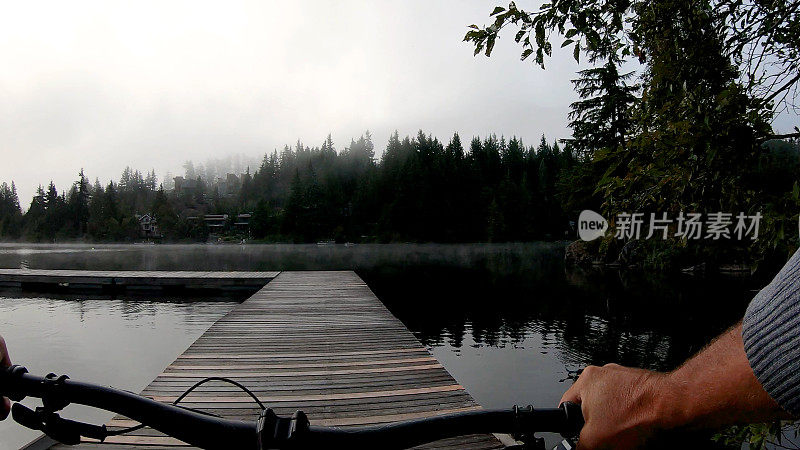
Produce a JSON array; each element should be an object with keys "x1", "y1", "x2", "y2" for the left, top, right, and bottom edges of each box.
[{"x1": 743, "y1": 247, "x2": 800, "y2": 416}]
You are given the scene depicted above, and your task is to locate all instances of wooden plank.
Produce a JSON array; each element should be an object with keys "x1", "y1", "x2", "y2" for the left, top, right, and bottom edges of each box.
[
  {"x1": 156, "y1": 364, "x2": 443, "y2": 378},
  {"x1": 57, "y1": 271, "x2": 502, "y2": 450},
  {"x1": 163, "y1": 356, "x2": 437, "y2": 370},
  {"x1": 176, "y1": 349, "x2": 428, "y2": 359},
  {"x1": 147, "y1": 384, "x2": 465, "y2": 403}
]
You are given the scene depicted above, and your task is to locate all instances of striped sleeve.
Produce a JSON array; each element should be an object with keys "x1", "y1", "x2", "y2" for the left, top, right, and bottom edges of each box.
[{"x1": 743, "y1": 247, "x2": 800, "y2": 416}]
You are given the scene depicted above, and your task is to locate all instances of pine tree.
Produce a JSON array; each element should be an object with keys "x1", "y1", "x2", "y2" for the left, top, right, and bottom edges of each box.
[
  {"x1": 183, "y1": 161, "x2": 196, "y2": 180},
  {"x1": 565, "y1": 59, "x2": 638, "y2": 159},
  {"x1": 40, "y1": 181, "x2": 67, "y2": 240},
  {"x1": 0, "y1": 181, "x2": 22, "y2": 238},
  {"x1": 151, "y1": 186, "x2": 175, "y2": 238},
  {"x1": 145, "y1": 170, "x2": 158, "y2": 191},
  {"x1": 9, "y1": 182, "x2": 20, "y2": 212},
  {"x1": 104, "y1": 182, "x2": 119, "y2": 222},
  {"x1": 120, "y1": 167, "x2": 133, "y2": 192},
  {"x1": 445, "y1": 133, "x2": 464, "y2": 162},
  {"x1": 71, "y1": 169, "x2": 90, "y2": 236}
]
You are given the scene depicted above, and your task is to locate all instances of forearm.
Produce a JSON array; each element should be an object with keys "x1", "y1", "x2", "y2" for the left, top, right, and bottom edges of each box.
[
  {"x1": 654, "y1": 323, "x2": 791, "y2": 431},
  {"x1": 562, "y1": 250, "x2": 800, "y2": 449}
]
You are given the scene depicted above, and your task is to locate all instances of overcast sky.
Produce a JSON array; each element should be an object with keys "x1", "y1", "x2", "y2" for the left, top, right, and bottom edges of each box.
[{"x1": 0, "y1": 1, "x2": 797, "y2": 206}]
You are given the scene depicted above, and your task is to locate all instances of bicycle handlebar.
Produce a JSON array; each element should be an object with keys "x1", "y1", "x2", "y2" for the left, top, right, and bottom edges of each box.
[
  {"x1": 1, "y1": 365, "x2": 584, "y2": 450},
  {"x1": 1, "y1": 366, "x2": 257, "y2": 449}
]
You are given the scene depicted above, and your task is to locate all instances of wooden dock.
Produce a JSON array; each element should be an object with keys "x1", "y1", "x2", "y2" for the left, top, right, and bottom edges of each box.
[
  {"x1": 0, "y1": 269, "x2": 279, "y2": 293},
  {"x1": 50, "y1": 271, "x2": 503, "y2": 449}
]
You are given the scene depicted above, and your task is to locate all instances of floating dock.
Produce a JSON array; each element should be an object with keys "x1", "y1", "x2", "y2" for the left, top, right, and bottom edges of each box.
[
  {"x1": 0, "y1": 269, "x2": 278, "y2": 293},
  {"x1": 43, "y1": 271, "x2": 502, "y2": 449}
]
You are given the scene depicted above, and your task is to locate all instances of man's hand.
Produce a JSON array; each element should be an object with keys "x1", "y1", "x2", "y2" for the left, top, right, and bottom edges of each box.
[
  {"x1": 560, "y1": 364, "x2": 676, "y2": 449},
  {"x1": 560, "y1": 324, "x2": 791, "y2": 450},
  {"x1": 1, "y1": 334, "x2": 11, "y2": 421}
]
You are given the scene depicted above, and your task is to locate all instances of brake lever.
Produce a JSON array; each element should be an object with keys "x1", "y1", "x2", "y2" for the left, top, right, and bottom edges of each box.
[{"x1": 11, "y1": 403, "x2": 108, "y2": 445}]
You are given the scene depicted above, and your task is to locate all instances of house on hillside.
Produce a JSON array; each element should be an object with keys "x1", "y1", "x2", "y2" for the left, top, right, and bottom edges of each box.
[
  {"x1": 135, "y1": 214, "x2": 160, "y2": 239},
  {"x1": 173, "y1": 176, "x2": 199, "y2": 196},
  {"x1": 203, "y1": 214, "x2": 228, "y2": 233},
  {"x1": 234, "y1": 213, "x2": 252, "y2": 235}
]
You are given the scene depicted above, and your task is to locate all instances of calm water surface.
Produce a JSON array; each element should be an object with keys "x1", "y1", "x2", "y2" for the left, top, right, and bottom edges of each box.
[
  {"x1": 0, "y1": 295, "x2": 236, "y2": 450},
  {"x1": 0, "y1": 243, "x2": 763, "y2": 448}
]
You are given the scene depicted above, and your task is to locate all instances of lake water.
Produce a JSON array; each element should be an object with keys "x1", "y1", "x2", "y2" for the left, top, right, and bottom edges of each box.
[
  {"x1": 0, "y1": 243, "x2": 762, "y2": 449},
  {"x1": 0, "y1": 293, "x2": 237, "y2": 450}
]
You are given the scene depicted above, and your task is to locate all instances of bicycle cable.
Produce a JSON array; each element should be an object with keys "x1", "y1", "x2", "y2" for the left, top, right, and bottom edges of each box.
[{"x1": 106, "y1": 376, "x2": 266, "y2": 437}]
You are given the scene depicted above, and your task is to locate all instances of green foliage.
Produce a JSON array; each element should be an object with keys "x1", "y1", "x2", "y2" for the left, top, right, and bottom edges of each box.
[
  {"x1": 468, "y1": 0, "x2": 800, "y2": 272},
  {"x1": 600, "y1": 2, "x2": 768, "y2": 210},
  {"x1": 745, "y1": 141, "x2": 800, "y2": 272},
  {"x1": 594, "y1": 1, "x2": 785, "y2": 269},
  {"x1": 0, "y1": 182, "x2": 22, "y2": 239},
  {"x1": 464, "y1": 0, "x2": 631, "y2": 68},
  {"x1": 465, "y1": 1, "x2": 800, "y2": 114},
  {"x1": 713, "y1": 421, "x2": 789, "y2": 450}
]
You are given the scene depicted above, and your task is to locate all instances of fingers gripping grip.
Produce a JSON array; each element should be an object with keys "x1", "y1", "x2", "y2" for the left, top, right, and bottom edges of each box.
[{"x1": 560, "y1": 401, "x2": 585, "y2": 436}]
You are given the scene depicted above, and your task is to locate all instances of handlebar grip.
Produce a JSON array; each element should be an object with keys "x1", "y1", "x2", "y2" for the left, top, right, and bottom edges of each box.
[
  {"x1": 0, "y1": 365, "x2": 28, "y2": 402},
  {"x1": 560, "y1": 402, "x2": 584, "y2": 435}
]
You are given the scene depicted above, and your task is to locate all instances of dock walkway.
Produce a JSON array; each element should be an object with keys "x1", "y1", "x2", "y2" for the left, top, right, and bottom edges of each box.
[{"x1": 53, "y1": 271, "x2": 502, "y2": 449}]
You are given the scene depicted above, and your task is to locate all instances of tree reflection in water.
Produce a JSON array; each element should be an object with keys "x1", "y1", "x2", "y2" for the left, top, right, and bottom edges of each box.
[{"x1": 362, "y1": 256, "x2": 759, "y2": 373}]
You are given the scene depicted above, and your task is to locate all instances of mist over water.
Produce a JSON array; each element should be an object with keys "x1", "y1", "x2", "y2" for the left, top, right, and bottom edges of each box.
[{"x1": 0, "y1": 242, "x2": 567, "y2": 272}]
